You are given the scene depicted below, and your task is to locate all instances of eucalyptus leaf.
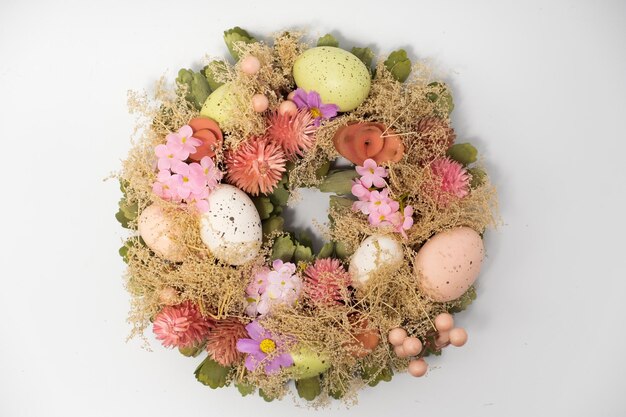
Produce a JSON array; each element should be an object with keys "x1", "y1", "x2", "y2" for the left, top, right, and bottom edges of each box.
[
  {"x1": 351, "y1": 47, "x2": 375, "y2": 69},
  {"x1": 115, "y1": 209, "x2": 130, "y2": 229},
  {"x1": 252, "y1": 196, "x2": 273, "y2": 220},
  {"x1": 384, "y1": 49, "x2": 411, "y2": 82},
  {"x1": 259, "y1": 389, "x2": 276, "y2": 402},
  {"x1": 317, "y1": 242, "x2": 334, "y2": 259},
  {"x1": 447, "y1": 143, "x2": 478, "y2": 166},
  {"x1": 295, "y1": 376, "x2": 322, "y2": 401},
  {"x1": 223, "y1": 26, "x2": 256, "y2": 60},
  {"x1": 194, "y1": 356, "x2": 230, "y2": 389},
  {"x1": 235, "y1": 381, "x2": 256, "y2": 397},
  {"x1": 317, "y1": 34, "x2": 339, "y2": 47},
  {"x1": 294, "y1": 244, "x2": 314, "y2": 263},
  {"x1": 319, "y1": 170, "x2": 359, "y2": 194},
  {"x1": 271, "y1": 235, "x2": 296, "y2": 262},
  {"x1": 362, "y1": 365, "x2": 393, "y2": 387}
]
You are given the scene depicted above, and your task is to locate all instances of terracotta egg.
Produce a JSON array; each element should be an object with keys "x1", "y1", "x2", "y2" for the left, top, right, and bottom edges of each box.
[
  {"x1": 414, "y1": 227, "x2": 484, "y2": 302},
  {"x1": 241, "y1": 55, "x2": 261, "y2": 75},
  {"x1": 349, "y1": 235, "x2": 404, "y2": 288},
  {"x1": 137, "y1": 205, "x2": 186, "y2": 262},
  {"x1": 278, "y1": 100, "x2": 297, "y2": 116},
  {"x1": 251, "y1": 94, "x2": 269, "y2": 112},
  {"x1": 408, "y1": 359, "x2": 428, "y2": 377},
  {"x1": 199, "y1": 184, "x2": 262, "y2": 265},
  {"x1": 344, "y1": 318, "x2": 380, "y2": 358}
]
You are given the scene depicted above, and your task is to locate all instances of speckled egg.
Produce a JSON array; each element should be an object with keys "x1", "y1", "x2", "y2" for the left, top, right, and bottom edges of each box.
[
  {"x1": 138, "y1": 205, "x2": 186, "y2": 262},
  {"x1": 349, "y1": 235, "x2": 404, "y2": 287},
  {"x1": 200, "y1": 83, "x2": 236, "y2": 125},
  {"x1": 290, "y1": 347, "x2": 331, "y2": 379},
  {"x1": 414, "y1": 227, "x2": 484, "y2": 302},
  {"x1": 199, "y1": 184, "x2": 262, "y2": 265},
  {"x1": 293, "y1": 46, "x2": 371, "y2": 111}
]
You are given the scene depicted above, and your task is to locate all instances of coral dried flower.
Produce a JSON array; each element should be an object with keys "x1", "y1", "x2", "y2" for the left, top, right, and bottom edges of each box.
[
  {"x1": 225, "y1": 137, "x2": 286, "y2": 195},
  {"x1": 428, "y1": 157, "x2": 471, "y2": 207},
  {"x1": 206, "y1": 318, "x2": 249, "y2": 366},
  {"x1": 304, "y1": 258, "x2": 352, "y2": 306},
  {"x1": 265, "y1": 110, "x2": 317, "y2": 159},
  {"x1": 152, "y1": 301, "x2": 213, "y2": 348}
]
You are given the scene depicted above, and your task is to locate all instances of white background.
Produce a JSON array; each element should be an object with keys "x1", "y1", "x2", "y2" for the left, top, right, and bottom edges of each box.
[{"x1": 1, "y1": 0, "x2": 625, "y2": 416}]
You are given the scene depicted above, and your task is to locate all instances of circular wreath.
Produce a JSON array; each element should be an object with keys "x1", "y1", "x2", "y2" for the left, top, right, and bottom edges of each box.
[{"x1": 116, "y1": 27, "x2": 498, "y2": 405}]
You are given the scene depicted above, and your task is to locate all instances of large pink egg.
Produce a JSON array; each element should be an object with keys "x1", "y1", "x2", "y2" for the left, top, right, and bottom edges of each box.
[
  {"x1": 138, "y1": 205, "x2": 186, "y2": 262},
  {"x1": 414, "y1": 227, "x2": 484, "y2": 302}
]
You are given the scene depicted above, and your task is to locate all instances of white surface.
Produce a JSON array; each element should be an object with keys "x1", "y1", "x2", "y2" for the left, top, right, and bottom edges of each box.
[{"x1": 1, "y1": 0, "x2": 625, "y2": 416}]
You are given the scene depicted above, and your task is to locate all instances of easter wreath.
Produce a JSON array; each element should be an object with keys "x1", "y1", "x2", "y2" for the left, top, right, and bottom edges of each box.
[{"x1": 116, "y1": 27, "x2": 498, "y2": 405}]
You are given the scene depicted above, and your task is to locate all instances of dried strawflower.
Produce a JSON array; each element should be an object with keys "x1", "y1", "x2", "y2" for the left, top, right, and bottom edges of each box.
[
  {"x1": 225, "y1": 137, "x2": 286, "y2": 195},
  {"x1": 265, "y1": 110, "x2": 317, "y2": 159},
  {"x1": 428, "y1": 157, "x2": 471, "y2": 207},
  {"x1": 304, "y1": 258, "x2": 352, "y2": 305},
  {"x1": 206, "y1": 318, "x2": 249, "y2": 366},
  {"x1": 152, "y1": 301, "x2": 213, "y2": 348}
]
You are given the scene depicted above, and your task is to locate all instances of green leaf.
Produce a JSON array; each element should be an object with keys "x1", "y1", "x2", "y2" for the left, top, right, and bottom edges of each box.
[
  {"x1": 271, "y1": 235, "x2": 296, "y2": 262},
  {"x1": 252, "y1": 196, "x2": 273, "y2": 220},
  {"x1": 297, "y1": 232, "x2": 313, "y2": 249},
  {"x1": 294, "y1": 244, "x2": 314, "y2": 263},
  {"x1": 262, "y1": 216, "x2": 284, "y2": 242},
  {"x1": 119, "y1": 243, "x2": 129, "y2": 263},
  {"x1": 468, "y1": 167, "x2": 487, "y2": 188},
  {"x1": 329, "y1": 195, "x2": 353, "y2": 210},
  {"x1": 115, "y1": 209, "x2": 130, "y2": 229},
  {"x1": 179, "y1": 342, "x2": 206, "y2": 357},
  {"x1": 362, "y1": 365, "x2": 393, "y2": 387},
  {"x1": 119, "y1": 198, "x2": 138, "y2": 221},
  {"x1": 314, "y1": 160, "x2": 331, "y2": 179},
  {"x1": 235, "y1": 381, "x2": 256, "y2": 397},
  {"x1": 426, "y1": 82, "x2": 454, "y2": 116},
  {"x1": 223, "y1": 26, "x2": 256, "y2": 60},
  {"x1": 268, "y1": 176, "x2": 290, "y2": 207},
  {"x1": 176, "y1": 68, "x2": 211, "y2": 110},
  {"x1": 194, "y1": 356, "x2": 230, "y2": 389},
  {"x1": 202, "y1": 61, "x2": 227, "y2": 91},
  {"x1": 319, "y1": 170, "x2": 359, "y2": 194},
  {"x1": 447, "y1": 143, "x2": 478, "y2": 166},
  {"x1": 351, "y1": 47, "x2": 375, "y2": 69},
  {"x1": 295, "y1": 376, "x2": 322, "y2": 401},
  {"x1": 384, "y1": 49, "x2": 411, "y2": 82},
  {"x1": 259, "y1": 388, "x2": 276, "y2": 402},
  {"x1": 334, "y1": 241, "x2": 353, "y2": 260},
  {"x1": 317, "y1": 33, "x2": 339, "y2": 47},
  {"x1": 317, "y1": 242, "x2": 334, "y2": 259}
]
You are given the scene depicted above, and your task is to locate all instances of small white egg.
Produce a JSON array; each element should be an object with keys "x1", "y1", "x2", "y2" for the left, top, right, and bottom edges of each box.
[
  {"x1": 199, "y1": 184, "x2": 262, "y2": 265},
  {"x1": 349, "y1": 235, "x2": 404, "y2": 287}
]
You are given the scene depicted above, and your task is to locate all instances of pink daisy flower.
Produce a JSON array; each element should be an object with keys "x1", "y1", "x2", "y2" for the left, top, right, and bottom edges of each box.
[{"x1": 428, "y1": 157, "x2": 471, "y2": 207}]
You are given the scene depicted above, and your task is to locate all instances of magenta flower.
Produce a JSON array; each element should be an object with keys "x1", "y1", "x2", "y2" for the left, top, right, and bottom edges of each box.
[
  {"x1": 292, "y1": 88, "x2": 339, "y2": 126},
  {"x1": 236, "y1": 321, "x2": 294, "y2": 374},
  {"x1": 166, "y1": 125, "x2": 202, "y2": 156},
  {"x1": 356, "y1": 159, "x2": 388, "y2": 188}
]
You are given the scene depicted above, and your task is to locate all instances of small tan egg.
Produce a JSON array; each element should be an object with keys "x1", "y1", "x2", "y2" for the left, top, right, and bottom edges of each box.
[
  {"x1": 137, "y1": 205, "x2": 186, "y2": 262},
  {"x1": 414, "y1": 227, "x2": 484, "y2": 302}
]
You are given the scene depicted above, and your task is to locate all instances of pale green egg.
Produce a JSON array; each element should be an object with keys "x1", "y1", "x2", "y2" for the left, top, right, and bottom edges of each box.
[
  {"x1": 200, "y1": 82, "x2": 236, "y2": 125},
  {"x1": 293, "y1": 47, "x2": 371, "y2": 111},
  {"x1": 290, "y1": 347, "x2": 331, "y2": 379}
]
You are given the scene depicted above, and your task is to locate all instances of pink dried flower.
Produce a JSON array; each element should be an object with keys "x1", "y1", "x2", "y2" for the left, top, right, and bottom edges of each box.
[
  {"x1": 266, "y1": 110, "x2": 317, "y2": 159},
  {"x1": 389, "y1": 205, "x2": 414, "y2": 238},
  {"x1": 428, "y1": 157, "x2": 471, "y2": 207},
  {"x1": 225, "y1": 137, "x2": 287, "y2": 196},
  {"x1": 152, "y1": 301, "x2": 213, "y2": 348},
  {"x1": 304, "y1": 258, "x2": 352, "y2": 306},
  {"x1": 155, "y1": 142, "x2": 188, "y2": 171},
  {"x1": 206, "y1": 318, "x2": 249, "y2": 366},
  {"x1": 166, "y1": 125, "x2": 201, "y2": 156},
  {"x1": 367, "y1": 189, "x2": 397, "y2": 216},
  {"x1": 355, "y1": 158, "x2": 388, "y2": 188},
  {"x1": 245, "y1": 261, "x2": 302, "y2": 317}
]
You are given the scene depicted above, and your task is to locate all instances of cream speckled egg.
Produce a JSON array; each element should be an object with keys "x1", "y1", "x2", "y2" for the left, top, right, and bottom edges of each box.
[
  {"x1": 349, "y1": 235, "x2": 404, "y2": 287},
  {"x1": 414, "y1": 227, "x2": 484, "y2": 302},
  {"x1": 199, "y1": 184, "x2": 262, "y2": 265},
  {"x1": 293, "y1": 47, "x2": 371, "y2": 111},
  {"x1": 200, "y1": 83, "x2": 236, "y2": 125},
  {"x1": 138, "y1": 204, "x2": 186, "y2": 262}
]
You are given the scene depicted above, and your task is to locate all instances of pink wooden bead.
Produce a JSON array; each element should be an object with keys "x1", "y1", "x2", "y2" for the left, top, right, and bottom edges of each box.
[
  {"x1": 394, "y1": 345, "x2": 408, "y2": 358},
  {"x1": 408, "y1": 359, "x2": 428, "y2": 377},
  {"x1": 251, "y1": 94, "x2": 269, "y2": 112},
  {"x1": 449, "y1": 327, "x2": 468, "y2": 347},
  {"x1": 287, "y1": 91, "x2": 296, "y2": 100},
  {"x1": 434, "y1": 313, "x2": 454, "y2": 332},
  {"x1": 241, "y1": 56, "x2": 261, "y2": 75},
  {"x1": 278, "y1": 100, "x2": 297, "y2": 116},
  {"x1": 402, "y1": 337, "x2": 423, "y2": 357},
  {"x1": 388, "y1": 328, "x2": 407, "y2": 346}
]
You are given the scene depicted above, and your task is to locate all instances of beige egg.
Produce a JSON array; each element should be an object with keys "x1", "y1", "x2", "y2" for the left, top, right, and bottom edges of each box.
[
  {"x1": 414, "y1": 227, "x2": 484, "y2": 302},
  {"x1": 349, "y1": 235, "x2": 404, "y2": 287},
  {"x1": 137, "y1": 205, "x2": 186, "y2": 262},
  {"x1": 199, "y1": 184, "x2": 262, "y2": 265}
]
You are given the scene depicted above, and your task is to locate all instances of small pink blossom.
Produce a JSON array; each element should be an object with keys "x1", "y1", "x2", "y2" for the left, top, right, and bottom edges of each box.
[
  {"x1": 367, "y1": 189, "x2": 398, "y2": 216},
  {"x1": 245, "y1": 261, "x2": 301, "y2": 317},
  {"x1": 166, "y1": 125, "x2": 202, "y2": 156},
  {"x1": 355, "y1": 158, "x2": 387, "y2": 188},
  {"x1": 351, "y1": 179, "x2": 371, "y2": 200},
  {"x1": 152, "y1": 170, "x2": 183, "y2": 201},
  {"x1": 155, "y1": 142, "x2": 188, "y2": 171},
  {"x1": 389, "y1": 206, "x2": 414, "y2": 238}
]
